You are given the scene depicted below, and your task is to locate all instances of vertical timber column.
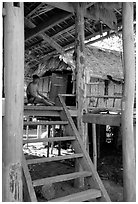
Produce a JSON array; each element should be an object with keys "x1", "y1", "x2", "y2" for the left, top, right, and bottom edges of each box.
[
  {"x1": 122, "y1": 3, "x2": 136, "y2": 202},
  {"x1": 74, "y1": 3, "x2": 88, "y2": 151},
  {"x1": 2, "y1": 3, "x2": 24, "y2": 201}
]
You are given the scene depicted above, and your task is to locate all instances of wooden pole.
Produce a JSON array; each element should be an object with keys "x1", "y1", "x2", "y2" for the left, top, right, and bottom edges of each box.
[
  {"x1": 73, "y1": 3, "x2": 88, "y2": 188},
  {"x1": 2, "y1": 3, "x2": 24, "y2": 201},
  {"x1": 74, "y1": 2, "x2": 88, "y2": 150},
  {"x1": 92, "y1": 124, "x2": 97, "y2": 170},
  {"x1": 122, "y1": 2, "x2": 136, "y2": 202}
]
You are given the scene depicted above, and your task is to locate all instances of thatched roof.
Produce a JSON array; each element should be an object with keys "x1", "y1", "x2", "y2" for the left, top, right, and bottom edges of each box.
[
  {"x1": 24, "y1": 2, "x2": 129, "y2": 73},
  {"x1": 24, "y1": 2, "x2": 136, "y2": 79},
  {"x1": 25, "y1": 56, "x2": 72, "y2": 77},
  {"x1": 85, "y1": 45, "x2": 123, "y2": 79},
  {"x1": 25, "y1": 45, "x2": 123, "y2": 80}
]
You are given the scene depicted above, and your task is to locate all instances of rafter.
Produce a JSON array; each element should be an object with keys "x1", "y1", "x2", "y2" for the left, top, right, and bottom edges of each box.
[
  {"x1": 25, "y1": 11, "x2": 72, "y2": 41},
  {"x1": 26, "y1": 3, "x2": 46, "y2": 18},
  {"x1": 40, "y1": 33, "x2": 65, "y2": 55},
  {"x1": 26, "y1": 24, "x2": 75, "y2": 52},
  {"x1": 26, "y1": 3, "x2": 54, "y2": 19},
  {"x1": 25, "y1": 17, "x2": 65, "y2": 55}
]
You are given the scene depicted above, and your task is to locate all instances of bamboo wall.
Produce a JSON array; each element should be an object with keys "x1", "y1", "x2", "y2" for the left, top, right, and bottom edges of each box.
[{"x1": 87, "y1": 76, "x2": 123, "y2": 110}]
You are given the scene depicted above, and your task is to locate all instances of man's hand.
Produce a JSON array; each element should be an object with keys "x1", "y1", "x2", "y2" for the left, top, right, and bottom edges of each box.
[{"x1": 107, "y1": 75, "x2": 112, "y2": 80}]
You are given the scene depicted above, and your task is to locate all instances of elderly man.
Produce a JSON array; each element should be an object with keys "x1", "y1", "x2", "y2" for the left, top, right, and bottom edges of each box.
[{"x1": 26, "y1": 75, "x2": 55, "y2": 106}]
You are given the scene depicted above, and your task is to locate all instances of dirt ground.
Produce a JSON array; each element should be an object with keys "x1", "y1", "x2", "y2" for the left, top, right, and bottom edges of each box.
[{"x1": 23, "y1": 143, "x2": 123, "y2": 202}]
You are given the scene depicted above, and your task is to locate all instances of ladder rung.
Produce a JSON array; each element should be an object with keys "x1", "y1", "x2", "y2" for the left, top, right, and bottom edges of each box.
[
  {"x1": 23, "y1": 136, "x2": 76, "y2": 144},
  {"x1": 32, "y1": 171, "x2": 92, "y2": 187},
  {"x1": 50, "y1": 189, "x2": 101, "y2": 202},
  {"x1": 24, "y1": 121, "x2": 68, "y2": 126},
  {"x1": 59, "y1": 94, "x2": 76, "y2": 97},
  {"x1": 26, "y1": 153, "x2": 83, "y2": 165}
]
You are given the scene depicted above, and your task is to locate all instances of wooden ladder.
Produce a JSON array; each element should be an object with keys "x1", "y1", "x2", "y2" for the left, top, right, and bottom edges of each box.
[{"x1": 22, "y1": 97, "x2": 110, "y2": 202}]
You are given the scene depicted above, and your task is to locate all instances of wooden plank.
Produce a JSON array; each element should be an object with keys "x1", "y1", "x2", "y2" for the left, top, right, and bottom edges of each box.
[
  {"x1": 83, "y1": 113, "x2": 121, "y2": 126},
  {"x1": 24, "y1": 121, "x2": 68, "y2": 126},
  {"x1": 23, "y1": 136, "x2": 76, "y2": 144},
  {"x1": 22, "y1": 154, "x2": 37, "y2": 202},
  {"x1": 24, "y1": 110, "x2": 60, "y2": 117},
  {"x1": 24, "y1": 105, "x2": 63, "y2": 111},
  {"x1": 68, "y1": 109, "x2": 78, "y2": 117},
  {"x1": 59, "y1": 94, "x2": 76, "y2": 97},
  {"x1": 87, "y1": 107, "x2": 121, "y2": 113},
  {"x1": 122, "y1": 3, "x2": 136, "y2": 202},
  {"x1": 25, "y1": 11, "x2": 72, "y2": 40},
  {"x1": 33, "y1": 171, "x2": 92, "y2": 187},
  {"x1": 2, "y1": 3, "x2": 24, "y2": 201},
  {"x1": 50, "y1": 189, "x2": 101, "y2": 202},
  {"x1": 27, "y1": 153, "x2": 83, "y2": 165},
  {"x1": 58, "y1": 95, "x2": 111, "y2": 201},
  {"x1": 87, "y1": 95, "x2": 122, "y2": 98}
]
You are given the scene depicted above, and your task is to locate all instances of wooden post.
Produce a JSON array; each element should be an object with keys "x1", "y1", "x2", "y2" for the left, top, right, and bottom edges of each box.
[
  {"x1": 51, "y1": 125, "x2": 55, "y2": 154},
  {"x1": 47, "y1": 125, "x2": 51, "y2": 157},
  {"x1": 122, "y1": 2, "x2": 136, "y2": 202},
  {"x1": 74, "y1": 3, "x2": 88, "y2": 150},
  {"x1": 73, "y1": 2, "x2": 87, "y2": 188},
  {"x1": 2, "y1": 3, "x2": 24, "y2": 201},
  {"x1": 92, "y1": 124, "x2": 97, "y2": 170},
  {"x1": 97, "y1": 125, "x2": 101, "y2": 159}
]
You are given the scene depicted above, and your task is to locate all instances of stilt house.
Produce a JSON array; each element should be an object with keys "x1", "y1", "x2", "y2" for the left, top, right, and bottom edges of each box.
[{"x1": 2, "y1": 2, "x2": 136, "y2": 202}]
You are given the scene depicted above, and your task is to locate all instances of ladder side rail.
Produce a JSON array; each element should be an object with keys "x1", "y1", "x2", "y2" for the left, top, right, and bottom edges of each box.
[{"x1": 58, "y1": 94, "x2": 111, "y2": 202}]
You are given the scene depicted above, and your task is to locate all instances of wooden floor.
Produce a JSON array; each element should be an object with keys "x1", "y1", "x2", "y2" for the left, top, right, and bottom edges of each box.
[{"x1": 24, "y1": 105, "x2": 77, "y2": 117}]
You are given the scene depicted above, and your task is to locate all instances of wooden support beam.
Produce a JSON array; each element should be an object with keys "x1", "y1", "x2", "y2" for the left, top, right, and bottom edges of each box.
[
  {"x1": 50, "y1": 189, "x2": 101, "y2": 202},
  {"x1": 122, "y1": 2, "x2": 136, "y2": 202},
  {"x1": 25, "y1": 11, "x2": 72, "y2": 41},
  {"x1": 74, "y1": 2, "x2": 88, "y2": 189},
  {"x1": 83, "y1": 113, "x2": 121, "y2": 126},
  {"x1": 92, "y1": 124, "x2": 97, "y2": 170},
  {"x1": 74, "y1": 3, "x2": 88, "y2": 149},
  {"x1": 40, "y1": 33, "x2": 65, "y2": 55},
  {"x1": 2, "y1": 2, "x2": 24, "y2": 201},
  {"x1": 46, "y1": 2, "x2": 74, "y2": 13}
]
